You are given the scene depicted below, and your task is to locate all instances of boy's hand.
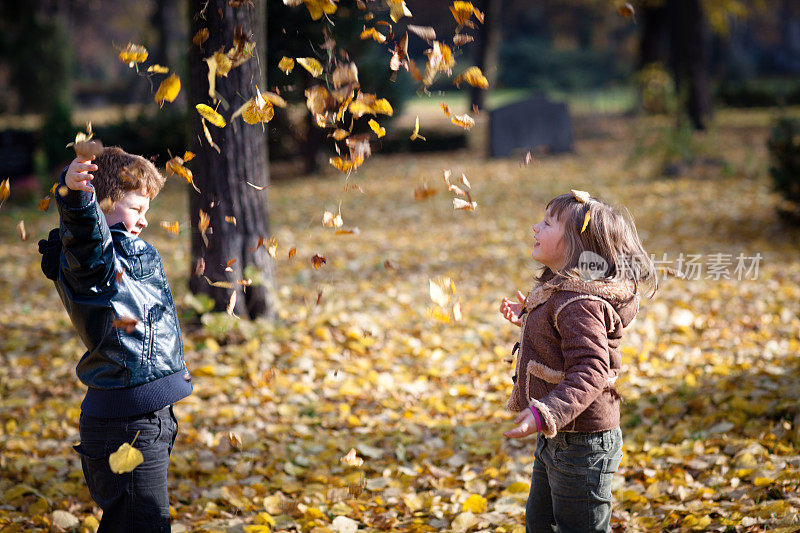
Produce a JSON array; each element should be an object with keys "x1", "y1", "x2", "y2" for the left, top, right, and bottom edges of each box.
[
  {"x1": 65, "y1": 156, "x2": 98, "y2": 193},
  {"x1": 503, "y1": 409, "x2": 538, "y2": 439},
  {"x1": 500, "y1": 290, "x2": 525, "y2": 326}
]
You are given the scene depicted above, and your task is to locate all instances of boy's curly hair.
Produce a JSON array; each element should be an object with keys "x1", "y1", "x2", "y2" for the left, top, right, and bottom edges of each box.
[{"x1": 92, "y1": 147, "x2": 165, "y2": 202}]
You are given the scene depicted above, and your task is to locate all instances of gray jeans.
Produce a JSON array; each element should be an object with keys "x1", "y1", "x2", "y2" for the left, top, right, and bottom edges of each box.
[{"x1": 526, "y1": 427, "x2": 623, "y2": 533}]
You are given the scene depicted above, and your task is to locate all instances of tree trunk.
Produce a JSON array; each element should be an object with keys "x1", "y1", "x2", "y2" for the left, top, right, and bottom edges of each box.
[
  {"x1": 470, "y1": 0, "x2": 501, "y2": 111},
  {"x1": 669, "y1": 0, "x2": 712, "y2": 130},
  {"x1": 639, "y1": 4, "x2": 670, "y2": 68},
  {"x1": 188, "y1": 0, "x2": 275, "y2": 319}
]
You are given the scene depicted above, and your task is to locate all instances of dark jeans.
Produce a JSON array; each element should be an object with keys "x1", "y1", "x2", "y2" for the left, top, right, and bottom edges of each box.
[
  {"x1": 74, "y1": 405, "x2": 178, "y2": 533},
  {"x1": 526, "y1": 427, "x2": 623, "y2": 533}
]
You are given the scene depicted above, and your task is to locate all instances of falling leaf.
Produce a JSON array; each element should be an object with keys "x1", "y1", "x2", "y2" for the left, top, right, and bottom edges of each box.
[
  {"x1": 450, "y1": 1, "x2": 484, "y2": 26},
  {"x1": 453, "y1": 198, "x2": 477, "y2": 210},
  {"x1": 581, "y1": 211, "x2": 591, "y2": 233},
  {"x1": 118, "y1": 43, "x2": 148, "y2": 68},
  {"x1": 155, "y1": 73, "x2": 181, "y2": 105},
  {"x1": 331, "y1": 129, "x2": 350, "y2": 141},
  {"x1": 368, "y1": 119, "x2": 386, "y2": 138},
  {"x1": 329, "y1": 156, "x2": 364, "y2": 173},
  {"x1": 193, "y1": 258, "x2": 205, "y2": 277},
  {"x1": 112, "y1": 317, "x2": 138, "y2": 333},
  {"x1": 160, "y1": 221, "x2": 180, "y2": 234},
  {"x1": 202, "y1": 119, "x2": 221, "y2": 153},
  {"x1": 414, "y1": 180, "x2": 437, "y2": 200},
  {"x1": 322, "y1": 211, "x2": 344, "y2": 228},
  {"x1": 38, "y1": 196, "x2": 51, "y2": 211},
  {"x1": 341, "y1": 448, "x2": 364, "y2": 467},
  {"x1": 332, "y1": 63, "x2": 360, "y2": 89},
  {"x1": 429, "y1": 277, "x2": 456, "y2": 307},
  {"x1": 109, "y1": 435, "x2": 144, "y2": 474},
  {"x1": 204, "y1": 276, "x2": 234, "y2": 289},
  {"x1": 267, "y1": 239, "x2": 278, "y2": 259},
  {"x1": 247, "y1": 181, "x2": 267, "y2": 191},
  {"x1": 196, "y1": 104, "x2": 226, "y2": 127},
  {"x1": 225, "y1": 216, "x2": 237, "y2": 225},
  {"x1": 212, "y1": 51, "x2": 233, "y2": 77},
  {"x1": 348, "y1": 92, "x2": 393, "y2": 118},
  {"x1": 297, "y1": 57, "x2": 324, "y2": 78},
  {"x1": 312, "y1": 254, "x2": 327, "y2": 269},
  {"x1": 386, "y1": 0, "x2": 412, "y2": 22},
  {"x1": 410, "y1": 116, "x2": 426, "y2": 141},
  {"x1": 146, "y1": 64, "x2": 169, "y2": 74},
  {"x1": 619, "y1": 2, "x2": 635, "y2": 18},
  {"x1": 234, "y1": 87, "x2": 275, "y2": 125},
  {"x1": 390, "y1": 33, "x2": 409, "y2": 71},
  {"x1": 408, "y1": 25, "x2": 436, "y2": 41},
  {"x1": 288, "y1": 247, "x2": 297, "y2": 259},
  {"x1": 521, "y1": 151, "x2": 533, "y2": 166},
  {"x1": 453, "y1": 66, "x2": 488, "y2": 89},
  {"x1": 360, "y1": 27, "x2": 387, "y2": 43},
  {"x1": 452, "y1": 301, "x2": 462, "y2": 321},
  {"x1": 183, "y1": 151, "x2": 195, "y2": 162},
  {"x1": 302, "y1": 0, "x2": 338, "y2": 20},
  {"x1": 166, "y1": 155, "x2": 199, "y2": 193},
  {"x1": 450, "y1": 113, "x2": 475, "y2": 130},
  {"x1": 278, "y1": 56, "x2": 295, "y2": 74},
  {"x1": 424, "y1": 41, "x2": 455, "y2": 85},
  {"x1": 193, "y1": 28, "x2": 210, "y2": 46},
  {"x1": 199, "y1": 209, "x2": 210, "y2": 247},
  {"x1": 16, "y1": 220, "x2": 26, "y2": 241},
  {"x1": 227, "y1": 291, "x2": 238, "y2": 317},
  {"x1": 0, "y1": 178, "x2": 8, "y2": 206},
  {"x1": 453, "y1": 33, "x2": 474, "y2": 46}
]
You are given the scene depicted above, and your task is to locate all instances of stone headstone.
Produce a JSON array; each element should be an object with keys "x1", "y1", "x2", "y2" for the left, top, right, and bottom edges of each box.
[
  {"x1": 0, "y1": 129, "x2": 36, "y2": 177},
  {"x1": 489, "y1": 95, "x2": 573, "y2": 157}
]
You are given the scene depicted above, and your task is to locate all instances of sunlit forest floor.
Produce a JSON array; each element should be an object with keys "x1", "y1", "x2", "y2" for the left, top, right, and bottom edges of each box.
[{"x1": 1, "y1": 109, "x2": 800, "y2": 532}]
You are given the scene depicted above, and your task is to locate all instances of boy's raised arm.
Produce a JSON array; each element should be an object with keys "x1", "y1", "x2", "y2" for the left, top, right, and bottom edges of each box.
[{"x1": 57, "y1": 156, "x2": 116, "y2": 294}]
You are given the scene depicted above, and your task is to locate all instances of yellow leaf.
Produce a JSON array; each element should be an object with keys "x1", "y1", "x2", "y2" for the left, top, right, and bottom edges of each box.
[
  {"x1": 303, "y1": 0, "x2": 338, "y2": 20},
  {"x1": 201, "y1": 118, "x2": 221, "y2": 153},
  {"x1": 213, "y1": 51, "x2": 233, "y2": 77},
  {"x1": 581, "y1": 211, "x2": 591, "y2": 233},
  {"x1": 329, "y1": 156, "x2": 364, "y2": 173},
  {"x1": 331, "y1": 128, "x2": 350, "y2": 141},
  {"x1": 160, "y1": 221, "x2": 180, "y2": 234},
  {"x1": 387, "y1": 0, "x2": 412, "y2": 22},
  {"x1": 278, "y1": 56, "x2": 295, "y2": 74},
  {"x1": 368, "y1": 119, "x2": 385, "y2": 138},
  {"x1": 0, "y1": 178, "x2": 10, "y2": 206},
  {"x1": 403, "y1": 493, "x2": 423, "y2": 512},
  {"x1": 360, "y1": 27, "x2": 387, "y2": 43},
  {"x1": 108, "y1": 436, "x2": 144, "y2": 474},
  {"x1": 429, "y1": 277, "x2": 454, "y2": 307},
  {"x1": 410, "y1": 116, "x2": 426, "y2": 141},
  {"x1": 146, "y1": 64, "x2": 169, "y2": 74},
  {"x1": 235, "y1": 88, "x2": 275, "y2": 125},
  {"x1": 262, "y1": 91, "x2": 288, "y2": 108},
  {"x1": 254, "y1": 512, "x2": 276, "y2": 527},
  {"x1": 453, "y1": 66, "x2": 488, "y2": 89},
  {"x1": 243, "y1": 526, "x2": 271, "y2": 533},
  {"x1": 118, "y1": 43, "x2": 148, "y2": 68},
  {"x1": 348, "y1": 92, "x2": 393, "y2": 118},
  {"x1": 450, "y1": 1, "x2": 483, "y2": 26},
  {"x1": 450, "y1": 113, "x2": 475, "y2": 130},
  {"x1": 196, "y1": 104, "x2": 226, "y2": 127},
  {"x1": 193, "y1": 28, "x2": 210, "y2": 46},
  {"x1": 462, "y1": 494, "x2": 487, "y2": 513},
  {"x1": 424, "y1": 41, "x2": 455, "y2": 85},
  {"x1": 322, "y1": 211, "x2": 343, "y2": 228},
  {"x1": 453, "y1": 197, "x2": 477, "y2": 210},
  {"x1": 154, "y1": 73, "x2": 181, "y2": 105},
  {"x1": 38, "y1": 196, "x2": 51, "y2": 211},
  {"x1": 183, "y1": 151, "x2": 195, "y2": 162},
  {"x1": 297, "y1": 57, "x2": 323, "y2": 78}
]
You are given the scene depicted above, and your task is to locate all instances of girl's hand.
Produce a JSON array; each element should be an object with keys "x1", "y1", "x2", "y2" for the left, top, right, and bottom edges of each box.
[
  {"x1": 503, "y1": 409, "x2": 538, "y2": 439},
  {"x1": 500, "y1": 290, "x2": 525, "y2": 326},
  {"x1": 65, "y1": 156, "x2": 98, "y2": 193}
]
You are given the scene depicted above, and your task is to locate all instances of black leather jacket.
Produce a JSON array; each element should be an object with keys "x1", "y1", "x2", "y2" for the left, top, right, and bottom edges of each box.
[{"x1": 40, "y1": 189, "x2": 192, "y2": 417}]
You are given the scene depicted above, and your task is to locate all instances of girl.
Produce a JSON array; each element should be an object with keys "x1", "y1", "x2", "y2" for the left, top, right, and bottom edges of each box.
[{"x1": 500, "y1": 190, "x2": 657, "y2": 532}]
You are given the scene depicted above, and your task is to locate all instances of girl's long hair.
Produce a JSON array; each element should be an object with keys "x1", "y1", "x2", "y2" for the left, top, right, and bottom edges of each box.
[{"x1": 534, "y1": 193, "x2": 658, "y2": 299}]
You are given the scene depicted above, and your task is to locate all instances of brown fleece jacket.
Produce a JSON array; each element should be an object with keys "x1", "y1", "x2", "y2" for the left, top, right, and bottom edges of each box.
[{"x1": 507, "y1": 278, "x2": 639, "y2": 438}]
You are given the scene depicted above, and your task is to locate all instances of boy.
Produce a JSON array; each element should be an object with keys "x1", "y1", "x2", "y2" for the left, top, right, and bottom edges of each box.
[{"x1": 38, "y1": 147, "x2": 192, "y2": 531}]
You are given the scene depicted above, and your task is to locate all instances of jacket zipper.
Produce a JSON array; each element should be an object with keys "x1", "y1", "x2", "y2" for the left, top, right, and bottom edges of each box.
[{"x1": 147, "y1": 307, "x2": 154, "y2": 363}]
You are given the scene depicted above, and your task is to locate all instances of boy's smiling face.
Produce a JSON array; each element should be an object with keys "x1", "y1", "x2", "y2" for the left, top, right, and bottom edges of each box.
[
  {"x1": 104, "y1": 188, "x2": 150, "y2": 237},
  {"x1": 531, "y1": 209, "x2": 567, "y2": 271}
]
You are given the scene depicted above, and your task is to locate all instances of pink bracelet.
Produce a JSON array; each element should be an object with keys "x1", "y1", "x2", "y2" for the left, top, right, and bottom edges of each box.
[{"x1": 529, "y1": 405, "x2": 542, "y2": 433}]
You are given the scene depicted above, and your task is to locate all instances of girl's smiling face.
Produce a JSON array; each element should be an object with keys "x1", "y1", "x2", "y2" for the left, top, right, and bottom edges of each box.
[{"x1": 531, "y1": 210, "x2": 567, "y2": 270}]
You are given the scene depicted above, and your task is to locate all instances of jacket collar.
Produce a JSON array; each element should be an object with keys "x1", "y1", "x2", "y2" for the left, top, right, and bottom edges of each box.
[{"x1": 524, "y1": 277, "x2": 636, "y2": 311}]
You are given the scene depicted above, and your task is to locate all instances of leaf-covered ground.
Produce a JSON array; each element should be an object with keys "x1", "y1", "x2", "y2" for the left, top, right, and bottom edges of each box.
[{"x1": 1, "y1": 110, "x2": 800, "y2": 532}]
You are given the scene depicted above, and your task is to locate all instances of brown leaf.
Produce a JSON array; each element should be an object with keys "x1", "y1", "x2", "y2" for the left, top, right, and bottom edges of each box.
[
  {"x1": 199, "y1": 209, "x2": 210, "y2": 247},
  {"x1": 288, "y1": 247, "x2": 297, "y2": 259},
  {"x1": 312, "y1": 254, "x2": 327, "y2": 269},
  {"x1": 619, "y1": 2, "x2": 635, "y2": 18},
  {"x1": 37, "y1": 196, "x2": 51, "y2": 212},
  {"x1": 16, "y1": 220, "x2": 26, "y2": 241},
  {"x1": 408, "y1": 25, "x2": 436, "y2": 41},
  {"x1": 193, "y1": 28, "x2": 210, "y2": 46}
]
